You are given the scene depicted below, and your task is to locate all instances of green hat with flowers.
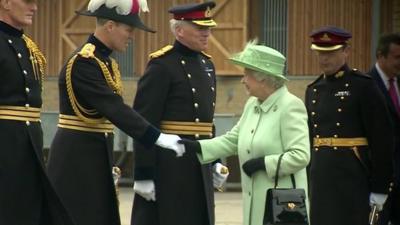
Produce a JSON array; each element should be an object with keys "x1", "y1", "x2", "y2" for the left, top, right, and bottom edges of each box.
[{"x1": 229, "y1": 41, "x2": 288, "y2": 80}]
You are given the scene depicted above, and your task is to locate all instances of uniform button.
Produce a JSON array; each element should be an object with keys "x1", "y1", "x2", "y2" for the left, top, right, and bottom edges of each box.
[
  {"x1": 23, "y1": 70, "x2": 28, "y2": 75},
  {"x1": 337, "y1": 108, "x2": 342, "y2": 112},
  {"x1": 247, "y1": 149, "x2": 250, "y2": 154},
  {"x1": 333, "y1": 147, "x2": 338, "y2": 150},
  {"x1": 105, "y1": 62, "x2": 109, "y2": 66},
  {"x1": 8, "y1": 39, "x2": 12, "y2": 44},
  {"x1": 313, "y1": 89, "x2": 317, "y2": 92},
  {"x1": 202, "y1": 59, "x2": 206, "y2": 64},
  {"x1": 17, "y1": 53, "x2": 22, "y2": 58},
  {"x1": 25, "y1": 103, "x2": 30, "y2": 108},
  {"x1": 334, "y1": 135, "x2": 338, "y2": 138},
  {"x1": 181, "y1": 60, "x2": 186, "y2": 65},
  {"x1": 213, "y1": 118, "x2": 216, "y2": 123},
  {"x1": 314, "y1": 147, "x2": 319, "y2": 151},
  {"x1": 187, "y1": 74, "x2": 192, "y2": 78},
  {"x1": 194, "y1": 103, "x2": 199, "y2": 108},
  {"x1": 314, "y1": 124, "x2": 318, "y2": 128},
  {"x1": 341, "y1": 96, "x2": 345, "y2": 100},
  {"x1": 312, "y1": 100, "x2": 316, "y2": 104},
  {"x1": 251, "y1": 129, "x2": 254, "y2": 134},
  {"x1": 26, "y1": 121, "x2": 30, "y2": 126},
  {"x1": 213, "y1": 102, "x2": 215, "y2": 107},
  {"x1": 209, "y1": 133, "x2": 213, "y2": 138},
  {"x1": 316, "y1": 135, "x2": 320, "y2": 138},
  {"x1": 25, "y1": 87, "x2": 30, "y2": 93},
  {"x1": 311, "y1": 112, "x2": 316, "y2": 116},
  {"x1": 195, "y1": 134, "x2": 200, "y2": 139},
  {"x1": 105, "y1": 133, "x2": 108, "y2": 138},
  {"x1": 345, "y1": 83, "x2": 349, "y2": 87},
  {"x1": 208, "y1": 73, "x2": 211, "y2": 77},
  {"x1": 195, "y1": 118, "x2": 200, "y2": 123},
  {"x1": 390, "y1": 182, "x2": 394, "y2": 187},
  {"x1": 211, "y1": 87, "x2": 215, "y2": 92},
  {"x1": 336, "y1": 122, "x2": 341, "y2": 126},
  {"x1": 389, "y1": 187, "x2": 393, "y2": 192},
  {"x1": 192, "y1": 88, "x2": 196, "y2": 93}
]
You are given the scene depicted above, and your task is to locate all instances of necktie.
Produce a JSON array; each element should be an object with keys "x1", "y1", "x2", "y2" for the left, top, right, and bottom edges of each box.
[{"x1": 388, "y1": 78, "x2": 400, "y2": 116}]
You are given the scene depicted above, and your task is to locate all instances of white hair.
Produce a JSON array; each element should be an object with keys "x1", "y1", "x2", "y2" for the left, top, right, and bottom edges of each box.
[
  {"x1": 253, "y1": 71, "x2": 286, "y2": 90},
  {"x1": 169, "y1": 19, "x2": 191, "y2": 36}
]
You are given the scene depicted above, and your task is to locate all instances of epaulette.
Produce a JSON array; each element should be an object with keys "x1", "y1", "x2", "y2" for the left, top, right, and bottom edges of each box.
[
  {"x1": 307, "y1": 74, "x2": 324, "y2": 87},
  {"x1": 350, "y1": 68, "x2": 372, "y2": 79},
  {"x1": 78, "y1": 43, "x2": 96, "y2": 58},
  {"x1": 201, "y1": 51, "x2": 212, "y2": 58},
  {"x1": 149, "y1": 45, "x2": 173, "y2": 59}
]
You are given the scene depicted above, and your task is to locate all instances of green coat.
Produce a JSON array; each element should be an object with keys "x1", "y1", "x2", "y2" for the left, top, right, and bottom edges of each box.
[{"x1": 199, "y1": 86, "x2": 310, "y2": 225}]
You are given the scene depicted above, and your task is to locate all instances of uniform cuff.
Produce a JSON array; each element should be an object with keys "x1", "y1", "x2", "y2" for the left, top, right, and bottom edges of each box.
[{"x1": 138, "y1": 125, "x2": 160, "y2": 149}]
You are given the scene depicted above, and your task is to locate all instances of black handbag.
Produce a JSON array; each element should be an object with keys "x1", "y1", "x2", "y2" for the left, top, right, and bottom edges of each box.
[{"x1": 263, "y1": 153, "x2": 309, "y2": 225}]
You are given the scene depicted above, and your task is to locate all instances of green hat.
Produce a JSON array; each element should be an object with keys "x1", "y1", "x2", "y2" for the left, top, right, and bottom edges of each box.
[{"x1": 229, "y1": 41, "x2": 287, "y2": 80}]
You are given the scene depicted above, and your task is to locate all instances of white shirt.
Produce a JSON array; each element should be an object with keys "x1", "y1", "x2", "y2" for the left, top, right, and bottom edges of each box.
[{"x1": 376, "y1": 63, "x2": 400, "y2": 104}]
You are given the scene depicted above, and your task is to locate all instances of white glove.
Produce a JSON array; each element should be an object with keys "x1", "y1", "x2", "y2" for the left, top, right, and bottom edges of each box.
[
  {"x1": 369, "y1": 192, "x2": 388, "y2": 211},
  {"x1": 213, "y1": 163, "x2": 229, "y2": 189},
  {"x1": 133, "y1": 180, "x2": 156, "y2": 201},
  {"x1": 155, "y1": 133, "x2": 185, "y2": 157}
]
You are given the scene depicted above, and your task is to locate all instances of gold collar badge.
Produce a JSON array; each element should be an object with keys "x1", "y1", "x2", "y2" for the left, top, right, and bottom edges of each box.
[{"x1": 320, "y1": 33, "x2": 331, "y2": 41}]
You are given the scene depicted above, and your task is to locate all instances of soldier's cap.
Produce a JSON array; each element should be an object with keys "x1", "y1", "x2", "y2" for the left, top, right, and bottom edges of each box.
[
  {"x1": 168, "y1": 1, "x2": 217, "y2": 27},
  {"x1": 229, "y1": 40, "x2": 288, "y2": 80},
  {"x1": 310, "y1": 26, "x2": 352, "y2": 51},
  {"x1": 76, "y1": 0, "x2": 155, "y2": 33}
]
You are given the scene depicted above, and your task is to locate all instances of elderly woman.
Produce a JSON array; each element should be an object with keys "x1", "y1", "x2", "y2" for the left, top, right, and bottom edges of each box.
[{"x1": 181, "y1": 42, "x2": 310, "y2": 225}]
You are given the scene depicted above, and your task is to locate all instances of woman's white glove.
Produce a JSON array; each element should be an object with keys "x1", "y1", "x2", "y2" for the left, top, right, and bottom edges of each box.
[
  {"x1": 155, "y1": 133, "x2": 185, "y2": 157},
  {"x1": 133, "y1": 180, "x2": 156, "y2": 201},
  {"x1": 213, "y1": 163, "x2": 229, "y2": 189},
  {"x1": 369, "y1": 192, "x2": 388, "y2": 211}
]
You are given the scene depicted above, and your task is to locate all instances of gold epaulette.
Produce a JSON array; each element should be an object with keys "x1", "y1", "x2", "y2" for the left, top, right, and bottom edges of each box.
[
  {"x1": 78, "y1": 43, "x2": 96, "y2": 58},
  {"x1": 149, "y1": 45, "x2": 173, "y2": 59},
  {"x1": 201, "y1": 51, "x2": 212, "y2": 58}
]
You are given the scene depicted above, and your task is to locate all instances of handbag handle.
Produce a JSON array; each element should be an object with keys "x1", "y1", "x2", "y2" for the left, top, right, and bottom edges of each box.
[{"x1": 273, "y1": 153, "x2": 296, "y2": 189}]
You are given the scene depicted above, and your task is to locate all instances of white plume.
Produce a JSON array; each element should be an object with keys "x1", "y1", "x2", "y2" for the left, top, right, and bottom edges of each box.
[
  {"x1": 138, "y1": 0, "x2": 149, "y2": 13},
  {"x1": 88, "y1": 0, "x2": 106, "y2": 12},
  {"x1": 105, "y1": 0, "x2": 132, "y2": 15}
]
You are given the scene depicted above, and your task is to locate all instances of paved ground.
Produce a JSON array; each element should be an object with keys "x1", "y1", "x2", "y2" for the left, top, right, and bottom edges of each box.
[{"x1": 119, "y1": 187, "x2": 243, "y2": 225}]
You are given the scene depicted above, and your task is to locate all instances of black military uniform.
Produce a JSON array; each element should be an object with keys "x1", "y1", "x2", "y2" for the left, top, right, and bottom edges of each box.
[
  {"x1": 0, "y1": 21, "x2": 73, "y2": 225},
  {"x1": 131, "y1": 3, "x2": 217, "y2": 225},
  {"x1": 305, "y1": 27, "x2": 394, "y2": 225},
  {"x1": 46, "y1": 2, "x2": 158, "y2": 225}
]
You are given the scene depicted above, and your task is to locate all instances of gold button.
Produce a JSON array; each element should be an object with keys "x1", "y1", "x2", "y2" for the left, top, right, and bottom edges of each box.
[
  {"x1": 314, "y1": 124, "x2": 318, "y2": 128},
  {"x1": 181, "y1": 60, "x2": 186, "y2": 65},
  {"x1": 194, "y1": 103, "x2": 199, "y2": 108},
  {"x1": 333, "y1": 147, "x2": 338, "y2": 150},
  {"x1": 17, "y1": 53, "x2": 22, "y2": 58},
  {"x1": 195, "y1": 118, "x2": 200, "y2": 123},
  {"x1": 334, "y1": 135, "x2": 338, "y2": 138},
  {"x1": 213, "y1": 102, "x2": 215, "y2": 107},
  {"x1": 345, "y1": 83, "x2": 349, "y2": 87},
  {"x1": 208, "y1": 73, "x2": 211, "y2": 77},
  {"x1": 209, "y1": 133, "x2": 213, "y2": 138},
  {"x1": 8, "y1": 39, "x2": 12, "y2": 44},
  {"x1": 105, "y1": 133, "x2": 108, "y2": 138},
  {"x1": 26, "y1": 121, "x2": 30, "y2": 126},
  {"x1": 336, "y1": 122, "x2": 340, "y2": 126},
  {"x1": 187, "y1": 74, "x2": 192, "y2": 78},
  {"x1": 389, "y1": 187, "x2": 393, "y2": 192},
  {"x1": 25, "y1": 87, "x2": 30, "y2": 93},
  {"x1": 202, "y1": 59, "x2": 206, "y2": 64},
  {"x1": 312, "y1": 100, "x2": 316, "y2": 104},
  {"x1": 341, "y1": 96, "x2": 345, "y2": 100},
  {"x1": 211, "y1": 87, "x2": 215, "y2": 91},
  {"x1": 195, "y1": 134, "x2": 200, "y2": 139},
  {"x1": 314, "y1": 147, "x2": 319, "y2": 151},
  {"x1": 23, "y1": 70, "x2": 28, "y2": 75},
  {"x1": 213, "y1": 118, "x2": 216, "y2": 123},
  {"x1": 25, "y1": 104, "x2": 30, "y2": 108},
  {"x1": 192, "y1": 88, "x2": 196, "y2": 93},
  {"x1": 316, "y1": 135, "x2": 320, "y2": 138},
  {"x1": 311, "y1": 112, "x2": 316, "y2": 116},
  {"x1": 313, "y1": 89, "x2": 317, "y2": 92},
  {"x1": 338, "y1": 108, "x2": 342, "y2": 112}
]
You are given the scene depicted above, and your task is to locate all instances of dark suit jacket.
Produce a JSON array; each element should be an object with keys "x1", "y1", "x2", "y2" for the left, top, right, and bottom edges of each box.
[{"x1": 368, "y1": 65, "x2": 400, "y2": 184}]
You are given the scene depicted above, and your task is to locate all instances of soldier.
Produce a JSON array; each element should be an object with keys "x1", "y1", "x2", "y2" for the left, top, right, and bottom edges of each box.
[
  {"x1": 0, "y1": 1, "x2": 74, "y2": 225},
  {"x1": 46, "y1": 1, "x2": 184, "y2": 225},
  {"x1": 368, "y1": 33, "x2": 400, "y2": 225},
  {"x1": 131, "y1": 2, "x2": 227, "y2": 225},
  {"x1": 305, "y1": 26, "x2": 395, "y2": 225}
]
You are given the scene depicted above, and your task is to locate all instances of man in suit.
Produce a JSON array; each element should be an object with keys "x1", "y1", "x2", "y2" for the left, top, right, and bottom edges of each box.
[
  {"x1": 130, "y1": 2, "x2": 228, "y2": 225},
  {"x1": 46, "y1": 1, "x2": 184, "y2": 225},
  {"x1": 368, "y1": 33, "x2": 400, "y2": 225},
  {"x1": 0, "y1": 1, "x2": 74, "y2": 225},
  {"x1": 305, "y1": 26, "x2": 394, "y2": 225}
]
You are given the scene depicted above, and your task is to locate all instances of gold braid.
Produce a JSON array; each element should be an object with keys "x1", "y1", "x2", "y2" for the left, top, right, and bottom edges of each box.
[
  {"x1": 22, "y1": 35, "x2": 46, "y2": 89},
  {"x1": 65, "y1": 44, "x2": 123, "y2": 124}
]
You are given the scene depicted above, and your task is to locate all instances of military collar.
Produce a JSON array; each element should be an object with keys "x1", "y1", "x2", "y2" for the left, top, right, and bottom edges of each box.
[
  {"x1": 174, "y1": 40, "x2": 199, "y2": 57},
  {"x1": 255, "y1": 85, "x2": 288, "y2": 113},
  {"x1": 0, "y1": 21, "x2": 23, "y2": 37},
  {"x1": 324, "y1": 64, "x2": 350, "y2": 81},
  {"x1": 87, "y1": 34, "x2": 112, "y2": 57}
]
